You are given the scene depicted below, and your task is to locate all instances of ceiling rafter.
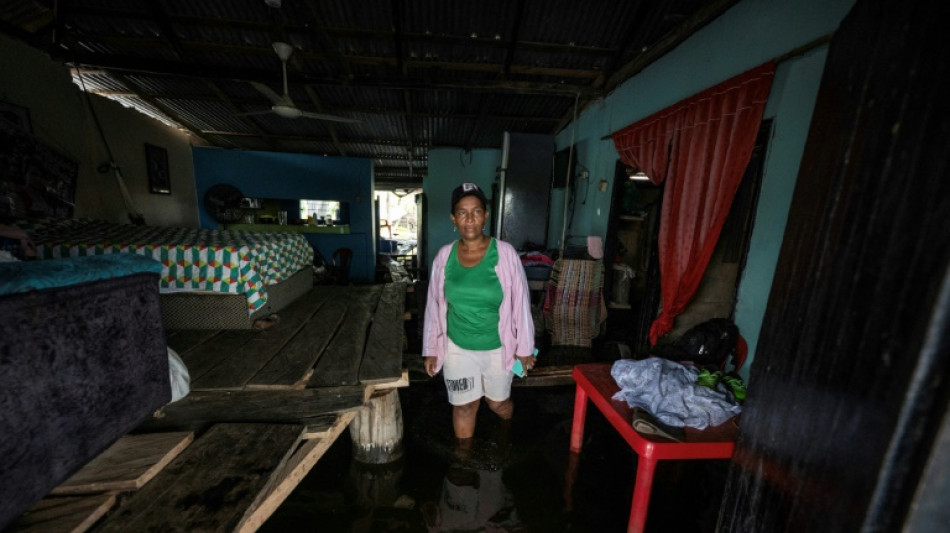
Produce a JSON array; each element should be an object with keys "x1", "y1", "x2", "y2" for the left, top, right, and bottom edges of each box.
[
  {"x1": 142, "y1": 1, "x2": 279, "y2": 151},
  {"x1": 554, "y1": 0, "x2": 740, "y2": 133},
  {"x1": 390, "y1": 0, "x2": 417, "y2": 180},
  {"x1": 303, "y1": 85, "x2": 348, "y2": 156},
  {"x1": 81, "y1": 87, "x2": 565, "y2": 122},
  {"x1": 300, "y1": 2, "x2": 354, "y2": 82},
  {"x1": 102, "y1": 71, "x2": 213, "y2": 145},
  {"x1": 55, "y1": 4, "x2": 620, "y2": 57},
  {"x1": 59, "y1": 48, "x2": 598, "y2": 97},
  {"x1": 1, "y1": 1, "x2": 736, "y2": 180},
  {"x1": 57, "y1": 31, "x2": 606, "y2": 81}
]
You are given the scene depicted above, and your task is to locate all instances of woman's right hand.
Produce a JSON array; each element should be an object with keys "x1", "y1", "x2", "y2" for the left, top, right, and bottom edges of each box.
[{"x1": 423, "y1": 356, "x2": 438, "y2": 377}]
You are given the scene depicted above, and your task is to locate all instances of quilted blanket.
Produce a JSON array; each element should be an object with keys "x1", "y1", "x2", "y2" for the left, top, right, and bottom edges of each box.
[{"x1": 25, "y1": 219, "x2": 314, "y2": 313}]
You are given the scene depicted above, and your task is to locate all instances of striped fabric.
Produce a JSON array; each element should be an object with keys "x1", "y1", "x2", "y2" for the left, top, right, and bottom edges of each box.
[
  {"x1": 542, "y1": 259, "x2": 607, "y2": 347},
  {"x1": 28, "y1": 219, "x2": 313, "y2": 314}
]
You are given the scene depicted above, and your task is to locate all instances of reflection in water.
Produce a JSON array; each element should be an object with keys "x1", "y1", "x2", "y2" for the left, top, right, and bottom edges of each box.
[{"x1": 422, "y1": 466, "x2": 521, "y2": 532}]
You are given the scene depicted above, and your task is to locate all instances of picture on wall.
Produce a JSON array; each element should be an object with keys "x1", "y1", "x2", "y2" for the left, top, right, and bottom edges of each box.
[{"x1": 145, "y1": 143, "x2": 171, "y2": 195}]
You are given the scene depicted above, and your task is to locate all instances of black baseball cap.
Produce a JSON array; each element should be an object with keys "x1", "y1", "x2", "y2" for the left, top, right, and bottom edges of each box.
[{"x1": 450, "y1": 182, "x2": 489, "y2": 212}]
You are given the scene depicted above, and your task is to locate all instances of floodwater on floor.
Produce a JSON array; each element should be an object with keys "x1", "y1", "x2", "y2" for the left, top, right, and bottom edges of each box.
[{"x1": 259, "y1": 362, "x2": 728, "y2": 533}]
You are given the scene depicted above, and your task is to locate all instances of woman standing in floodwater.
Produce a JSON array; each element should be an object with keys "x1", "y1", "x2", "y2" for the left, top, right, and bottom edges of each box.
[{"x1": 421, "y1": 182, "x2": 536, "y2": 456}]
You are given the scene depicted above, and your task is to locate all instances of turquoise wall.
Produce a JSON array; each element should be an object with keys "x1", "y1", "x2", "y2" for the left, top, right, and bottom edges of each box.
[
  {"x1": 424, "y1": 148, "x2": 501, "y2": 265},
  {"x1": 556, "y1": 0, "x2": 855, "y2": 378},
  {"x1": 192, "y1": 147, "x2": 376, "y2": 283}
]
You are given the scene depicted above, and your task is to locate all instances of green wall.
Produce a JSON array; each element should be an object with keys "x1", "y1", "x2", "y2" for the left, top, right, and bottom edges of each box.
[
  {"x1": 425, "y1": 148, "x2": 501, "y2": 264},
  {"x1": 556, "y1": 0, "x2": 856, "y2": 378}
]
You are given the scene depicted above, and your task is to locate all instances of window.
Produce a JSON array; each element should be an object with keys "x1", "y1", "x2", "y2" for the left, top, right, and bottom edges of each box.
[{"x1": 299, "y1": 200, "x2": 341, "y2": 223}]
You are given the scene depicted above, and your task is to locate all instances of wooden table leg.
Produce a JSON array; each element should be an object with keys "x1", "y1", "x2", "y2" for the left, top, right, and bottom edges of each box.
[
  {"x1": 627, "y1": 456, "x2": 658, "y2": 533},
  {"x1": 570, "y1": 383, "x2": 588, "y2": 453}
]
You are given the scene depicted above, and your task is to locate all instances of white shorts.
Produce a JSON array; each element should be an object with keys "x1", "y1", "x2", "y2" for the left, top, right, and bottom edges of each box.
[{"x1": 442, "y1": 339, "x2": 512, "y2": 406}]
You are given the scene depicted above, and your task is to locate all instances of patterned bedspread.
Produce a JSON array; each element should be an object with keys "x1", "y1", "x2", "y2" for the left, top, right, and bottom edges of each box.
[{"x1": 26, "y1": 219, "x2": 314, "y2": 313}]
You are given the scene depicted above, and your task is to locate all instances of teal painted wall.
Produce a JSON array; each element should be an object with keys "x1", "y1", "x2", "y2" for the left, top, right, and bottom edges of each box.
[
  {"x1": 192, "y1": 147, "x2": 376, "y2": 283},
  {"x1": 556, "y1": 0, "x2": 856, "y2": 378},
  {"x1": 425, "y1": 148, "x2": 501, "y2": 265}
]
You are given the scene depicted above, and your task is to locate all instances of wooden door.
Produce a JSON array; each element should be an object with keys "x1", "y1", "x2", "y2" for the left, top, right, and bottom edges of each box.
[{"x1": 719, "y1": 0, "x2": 950, "y2": 531}]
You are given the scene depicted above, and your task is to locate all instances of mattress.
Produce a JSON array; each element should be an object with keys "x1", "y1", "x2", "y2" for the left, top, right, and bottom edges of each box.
[
  {"x1": 0, "y1": 255, "x2": 170, "y2": 529},
  {"x1": 26, "y1": 218, "x2": 314, "y2": 314}
]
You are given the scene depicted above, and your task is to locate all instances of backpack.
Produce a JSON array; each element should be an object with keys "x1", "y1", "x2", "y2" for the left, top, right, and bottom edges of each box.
[{"x1": 651, "y1": 318, "x2": 739, "y2": 370}]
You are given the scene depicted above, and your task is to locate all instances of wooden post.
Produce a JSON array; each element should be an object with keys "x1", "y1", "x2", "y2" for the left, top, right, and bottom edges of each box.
[{"x1": 349, "y1": 389, "x2": 404, "y2": 464}]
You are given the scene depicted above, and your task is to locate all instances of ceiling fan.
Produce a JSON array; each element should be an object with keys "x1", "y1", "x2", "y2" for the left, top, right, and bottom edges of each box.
[{"x1": 241, "y1": 42, "x2": 361, "y2": 123}]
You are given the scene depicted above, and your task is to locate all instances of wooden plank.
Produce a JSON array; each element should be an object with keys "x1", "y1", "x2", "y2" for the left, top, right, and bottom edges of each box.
[
  {"x1": 164, "y1": 329, "x2": 220, "y2": 356},
  {"x1": 136, "y1": 387, "x2": 366, "y2": 433},
  {"x1": 179, "y1": 329, "x2": 258, "y2": 383},
  {"x1": 308, "y1": 286, "x2": 383, "y2": 388},
  {"x1": 359, "y1": 283, "x2": 406, "y2": 383},
  {"x1": 234, "y1": 412, "x2": 357, "y2": 533},
  {"x1": 363, "y1": 368, "x2": 410, "y2": 390},
  {"x1": 51, "y1": 432, "x2": 194, "y2": 495},
  {"x1": 93, "y1": 424, "x2": 304, "y2": 533},
  {"x1": 301, "y1": 414, "x2": 342, "y2": 439},
  {"x1": 190, "y1": 289, "x2": 332, "y2": 391},
  {"x1": 512, "y1": 365, "x2": 576, "y2": 387},
  {"x1": 7, "y1": 493, "x2": 117, "y2": 533},
  {"x1": 244, "y1": 300, "x2": 347, "y2": 390}
]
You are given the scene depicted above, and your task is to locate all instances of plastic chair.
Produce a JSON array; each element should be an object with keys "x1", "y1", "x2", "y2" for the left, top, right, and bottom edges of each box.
[{"x1": 332, "y1": 248, "x2": 353, "y2": 285}]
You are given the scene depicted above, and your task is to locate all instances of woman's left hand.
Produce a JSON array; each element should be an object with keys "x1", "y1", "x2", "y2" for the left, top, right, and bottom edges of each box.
[{"x1": 516, "y1": 354, "x2": 536, "y2": 373}]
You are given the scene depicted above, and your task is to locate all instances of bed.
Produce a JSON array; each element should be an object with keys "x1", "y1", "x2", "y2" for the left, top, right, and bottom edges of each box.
[
  {"x1": 24, "y1": 218, "x2": 315, "y2": 329},
  {"x1": 0, "y1": 254, "x2": 171, "y2": 529}
]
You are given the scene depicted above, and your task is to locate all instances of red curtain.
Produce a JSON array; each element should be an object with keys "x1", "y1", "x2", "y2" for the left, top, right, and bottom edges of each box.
[{"x1": 612, "y1": 62, "x2": 776, "y2": 345}]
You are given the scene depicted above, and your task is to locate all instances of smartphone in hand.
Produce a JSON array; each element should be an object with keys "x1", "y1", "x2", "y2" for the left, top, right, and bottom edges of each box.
[{"x1": 512, "y1": 359, "x2": 526, "y2": 378}]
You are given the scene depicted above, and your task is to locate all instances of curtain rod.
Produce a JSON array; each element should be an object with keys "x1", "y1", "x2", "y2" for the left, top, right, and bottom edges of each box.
[{"x1": 598, "y1": 34, "x2": 833, "y2": 141}]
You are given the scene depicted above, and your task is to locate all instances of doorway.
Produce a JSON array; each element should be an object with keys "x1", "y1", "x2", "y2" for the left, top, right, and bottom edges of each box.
[{"x1": 603, "y1": 119, "x2": 773, "y2": 353}]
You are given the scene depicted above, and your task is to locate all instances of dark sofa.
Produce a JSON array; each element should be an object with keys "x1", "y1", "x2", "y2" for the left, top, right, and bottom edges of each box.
[{"x1": 0, "y1": 254, "x2": 171, "y2": 529}]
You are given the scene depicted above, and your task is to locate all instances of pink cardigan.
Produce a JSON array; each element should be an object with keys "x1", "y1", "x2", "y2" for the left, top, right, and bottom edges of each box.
[{"x1": 422, "y1": 238, "x2": 535, "y2": 372}]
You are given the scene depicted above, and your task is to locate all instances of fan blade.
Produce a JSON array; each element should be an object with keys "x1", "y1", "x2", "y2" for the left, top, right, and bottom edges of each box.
[
  {"x1": 249, "y1": 81, "x2": 283, "y2": 105},
  {"x1": 298, "y1": 111, "x2": 364, "y2": 124},
  {"x1": 234, "y1": 109, "x2": 275, "y2": 117}
]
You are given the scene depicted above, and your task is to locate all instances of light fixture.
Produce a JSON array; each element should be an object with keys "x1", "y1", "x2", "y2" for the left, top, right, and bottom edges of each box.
[
  {"x1": 264, "y1": 0, "x2": 281, "y2": 7},
  {"x1": 628, "y1": 171, "x2": 650, "y2": 181}
]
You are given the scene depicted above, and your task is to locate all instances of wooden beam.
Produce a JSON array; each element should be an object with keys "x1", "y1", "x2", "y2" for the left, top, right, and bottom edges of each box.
[
  {"x1": 135, "y1": 387, "x2": 366, "y2": 433},
  {"x1": 8, "y1": 493, "x2": 117, "y2": 533},
  {"x1": 59, "y1": 42, "x2": 599, "y2": 96},
  {"x1": 79, "y1": 89, "x2": 563, "y2": 124},
  {"x1": 603, "y1": 0, "x2": 740, "y2": 95},
  {"x1": 359, "y1": 283, "x2": 406, "y2": 383},
  {"x1": 233, "y1": 412, "x2": 357, "y2": 532},
  {"x1": 50, "y1": 432, "x2": 194, "y2": 495}
]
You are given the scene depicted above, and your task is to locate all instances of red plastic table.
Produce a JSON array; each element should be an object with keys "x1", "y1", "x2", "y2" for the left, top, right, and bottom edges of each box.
[{"x1": 569, "y1": 363, "x2": 739, "y2": 533}]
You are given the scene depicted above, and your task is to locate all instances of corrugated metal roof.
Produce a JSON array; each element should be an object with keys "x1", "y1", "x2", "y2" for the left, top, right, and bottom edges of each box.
[{"x1": 4, "y1": 0, "x2": 736, "y2": 182}]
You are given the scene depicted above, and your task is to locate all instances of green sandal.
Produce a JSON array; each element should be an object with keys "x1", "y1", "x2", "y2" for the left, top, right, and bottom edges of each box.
[
  {"x1": 721, "y1": 375, "x2": 747, "y2": 402},
  {"x1": 696, "y1": 369, "x2": 723, "y2": 389}
]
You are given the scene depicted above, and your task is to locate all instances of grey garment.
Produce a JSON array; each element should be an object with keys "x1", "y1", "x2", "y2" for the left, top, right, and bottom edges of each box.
[{"x1": 611, "y1": 358, "x2": 742, "y2": 430}]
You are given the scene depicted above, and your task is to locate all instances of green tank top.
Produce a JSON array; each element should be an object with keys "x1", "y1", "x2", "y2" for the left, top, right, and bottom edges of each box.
[{"x1": 444, "y1": 238, "x2": 503, "y2": 350}]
